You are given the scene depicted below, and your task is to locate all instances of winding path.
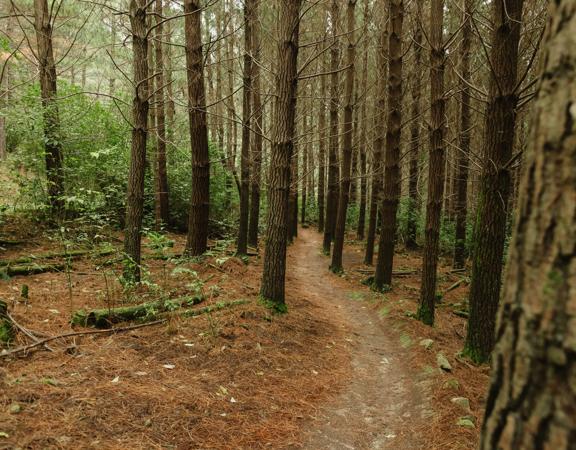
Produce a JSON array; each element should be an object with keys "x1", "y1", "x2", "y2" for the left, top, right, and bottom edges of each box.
[{"x1": 288, "y1": 228, "x2": 429, "y2": 449}]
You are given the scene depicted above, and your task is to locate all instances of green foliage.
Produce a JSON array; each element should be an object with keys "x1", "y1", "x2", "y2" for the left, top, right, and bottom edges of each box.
[{"x1": 259, "y1": 296, "x2": 288, "y2": 314}]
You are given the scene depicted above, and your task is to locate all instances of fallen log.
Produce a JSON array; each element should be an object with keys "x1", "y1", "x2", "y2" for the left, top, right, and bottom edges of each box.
[
  {"x1": 0, "y1": 239, "x2": 25, "y2": 247},
  {"x1": 0, "y1": 247, "x2": 116, "y2": 267},
  {"x1": 71, "y1": 295, "x2": 205, "y2": 328},
  {"x1": 2, "y1": 299, "x2": 250, "y2": 358},
  {"x1": 1, "y1": 263, "x2": 66, "y2": 277}
]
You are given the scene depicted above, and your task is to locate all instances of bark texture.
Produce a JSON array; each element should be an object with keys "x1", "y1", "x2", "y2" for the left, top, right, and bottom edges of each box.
[
  {"x1": 374, "y1": 0, "x2": 403, "y2": 289},
  {"x1": 405, "y1": 0, "x2": 423, "y2": 250},
  {"x1": 184, "y1": 0, "x2": 210, "y2": 256},
  {"x1": 453, "y1": 0, "x2": 472, "y2": 269},
  {"x1": 322, "y1": 0, "x2": 340, "y2": 254},
  {"x1": 154, "y1": 0, "x2": 169, "y2": 228},
  {"x1": 416, "y1": 0, "x2": 446, "y2": 324},
  {"x1": 123, "y1": 0, "x2": 149, "y2": 282},
  {"x1": 260, "y1": 0, "x2": 302, "y2": 307},
  {"x1": 364, "y1": 0, "x2": 387, "y2": 265},
  {"x1": 330, "y1": 0, "x2": 357, "y2": 273},
  {"x1": 237, "y1": 0, "x2": 254, "y2": 255},
  {"x1": 464, "y1": 0, "x2": 524, "y2": 361},
  {"x1": 480, "y1": 2, "x2": 576, "y2": 446},
  {"x1": 34, "y1": 0, "x2": 65, "y2": 216}
]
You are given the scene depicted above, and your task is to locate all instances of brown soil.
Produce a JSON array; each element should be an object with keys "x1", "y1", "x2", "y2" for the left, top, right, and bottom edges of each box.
[{"x1": 0, "y1": 224, "x2": 489, "y2": 449}]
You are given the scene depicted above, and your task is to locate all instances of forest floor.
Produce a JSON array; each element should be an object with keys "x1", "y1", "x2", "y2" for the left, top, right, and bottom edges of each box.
[{"x1": 0, "y1": 219, "x2": 489, "y2": 449}]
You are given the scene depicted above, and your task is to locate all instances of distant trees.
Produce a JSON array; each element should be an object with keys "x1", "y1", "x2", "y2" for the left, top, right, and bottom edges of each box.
[{"x1": 480, "y1": 1, "x2": 576, "y2": 445}]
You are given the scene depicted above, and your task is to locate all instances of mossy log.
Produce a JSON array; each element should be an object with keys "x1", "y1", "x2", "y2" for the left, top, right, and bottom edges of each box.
[
  {"x1": 0, "y1": 247, "x2": 115, "y2": 267},
  {"x1": 0, "y1": 300, "x2": 14, "y2": 344},
  {"x1": 0, "y1": 239, "x2": 25, "y2": 247},
  {"x1": 1, "y1": 263, "x2": 66, "y2": 277},
  {"x1": 71, "y1": 295, "x2": 205, "y2": 328}
]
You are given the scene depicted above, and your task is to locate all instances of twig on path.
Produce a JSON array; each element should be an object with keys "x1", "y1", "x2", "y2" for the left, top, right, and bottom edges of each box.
[{"x1": 7, "y1": 312, "x2": 55, "y2": 352}]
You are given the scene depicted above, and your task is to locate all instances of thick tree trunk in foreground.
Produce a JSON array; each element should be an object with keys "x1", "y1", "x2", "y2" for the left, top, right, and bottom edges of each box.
[
  {"x1": 248, "y1": 0, "x2": 262, "y2": 248},
  {"x1": 322, "y1": 0, "x2": 340, "y2": 254},
  {"x1": 416, "y1": 0, "x2": 446, "y2": 323},
  {"x1": 480, "y1": 2, "x2": 576, "y2": 446},
  {"x1": 184, "y1": 0, "x2": 210, "y2": 256},
  {"x1": 34, "y1": 0, "x2": 65, "y2": 216},
  {"x1": 154, "y1": 0, "x2": 169, "y2": 228},
  {"x1": 260, "y1": 0, "x2": 302, "y2": 308},
  {"x1": 123, "y1": 0, "x2": 149, "y2": 282},
  {"x1": 452, "y1": 0, "x2": 472, "y2": 269},
  {"x1": 330, "y1": 0, "x2": 357, "y2": 273},
  {"x1": 405, "y1": 0, "x2": 423, "y2": 250},
  {"x1": 237, "y1": 0, "x2": 254, "y2": 255},
  {"x1": 374, "y1": 0, "x2": 403, "y2": 289},
  {"x1": 364, "y1": 0, "x2": 387, "y2": 265},
  {"x1": 464, "y1": 0, "x2": 524, "y2": 362}
]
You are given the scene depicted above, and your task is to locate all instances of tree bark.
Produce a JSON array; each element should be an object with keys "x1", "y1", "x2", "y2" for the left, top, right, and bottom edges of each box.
[
  {"x1": 464, "y1": 0, "x2": 524, "y2": 362},
  {"x1": 374, "y1": 0, "x2": 403, "y2": 289},
  {"x1": 330, "y1": 0, "x2": 357, "y2": 273},
  {"x1": 34, "y1": 0, "x2": 65, "y2": 217},
  {"x1": 356, "y1": 0, "x2": 370, "y2": 240},
  {"x1": 237, "y1": 0, "x2": 254, "y2": 255},
  {"x1": 184, "y1": 0, "x2": 210, "y2": 256},
  {"x1": 248, "y1": 0, "x2": 262, "y2": 248},
  {"x1": 154, "y1": 0, "x2": 169, "y2": 228},
  {"x1": 123, "y1": 0, "x2": 150, "y2": 282},
  {"x1": 322, "y1": 0, "x2": 340, "y2": 254},
  {"x1": 317, "y1": 41, "x2": 328, "y2": 233},
  {"x1": 480, "y1": 2, "x2": 576, "y2": 446},
  {"x1": 260, "y1": 0, "x2": 302, "y2": 308},
  {"x1": 452, "y1": 0, "x2": 472, "y2": 269},
  {"x1": 405, "y1": 0, "x2": 423, "y2": 250},
  {"x1": 416, "y1": 0, "x2": 446, "y2": 324}
]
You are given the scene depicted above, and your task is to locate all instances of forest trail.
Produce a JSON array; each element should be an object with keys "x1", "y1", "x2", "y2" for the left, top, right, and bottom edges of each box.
[{"x1": 287, "y1": 228, "x2": 429, "y2": 449}]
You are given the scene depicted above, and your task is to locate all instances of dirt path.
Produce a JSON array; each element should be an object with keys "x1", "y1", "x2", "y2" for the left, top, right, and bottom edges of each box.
[{"x1": 287, "y1": 228, "x2": 429, "y2": 449}]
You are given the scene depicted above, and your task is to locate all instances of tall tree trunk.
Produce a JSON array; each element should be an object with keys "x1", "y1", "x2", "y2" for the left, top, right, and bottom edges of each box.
[
  {"x1": 165, "y1": 11, "x2": 175, "y2": 149},
  {"x1": 288, "y1": 143, "x2": 299, "y2": 241},
  {"x1": 416, "y1": 0, "x2": 446, "y2": 324},
  {"x1": 480, "y1": 2, "x2": 576, "y2": 446},
  {"x1": 364, "y1": 0, "x2": 387, "y2": 265},
  {"x1": 237, "y1": 0, "x2": 254, "y2": 255},
  {"x1": 184, "y1": 0, "x2": 210, "y2": 256},
  {"x1": 453, "y1": 0, "x2": 472, "y2": 268},
  {"x1": 154, "y1": 0, "x2": 169, "y2": 228},
  {"x1": 317, "y1": 47, "x2": 328, "y2": 233},
  {"x1": 34, "y1": 0, "x2": 65, "y2": 216},
  {"x1": 464, "y1": 0, "x2": 524, "y2": 362},
  {"x1": 356, "y1": 0, "x2": 369, "y2": 240},
  {"x1": 374, "y1": 0, "x2": 403, "y2": 289},
  {"x1": 260, "y1": 0, "x2": 302, "y2": 308},
  {"x1": 330, "y1": 0, "x2": 357, "y2": 273},
  {"x1": 248, "y1": 0, "x2": 262, "y2": 248},
  {"x1": 405, "y1": 0, "x2": 423, "y2": 250},
  {"x1": 109, "y1": 15, "x2": 116, "y2": 95},
  {"x1": 322, "y1": 0, "x2": 340, "y2": 254},
  {"x1": 300, "y1": 106, "x2": 308, "y2": 224},
  {"x1": 123, "y1": 0, "x2": 149, "y2": 282}
]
